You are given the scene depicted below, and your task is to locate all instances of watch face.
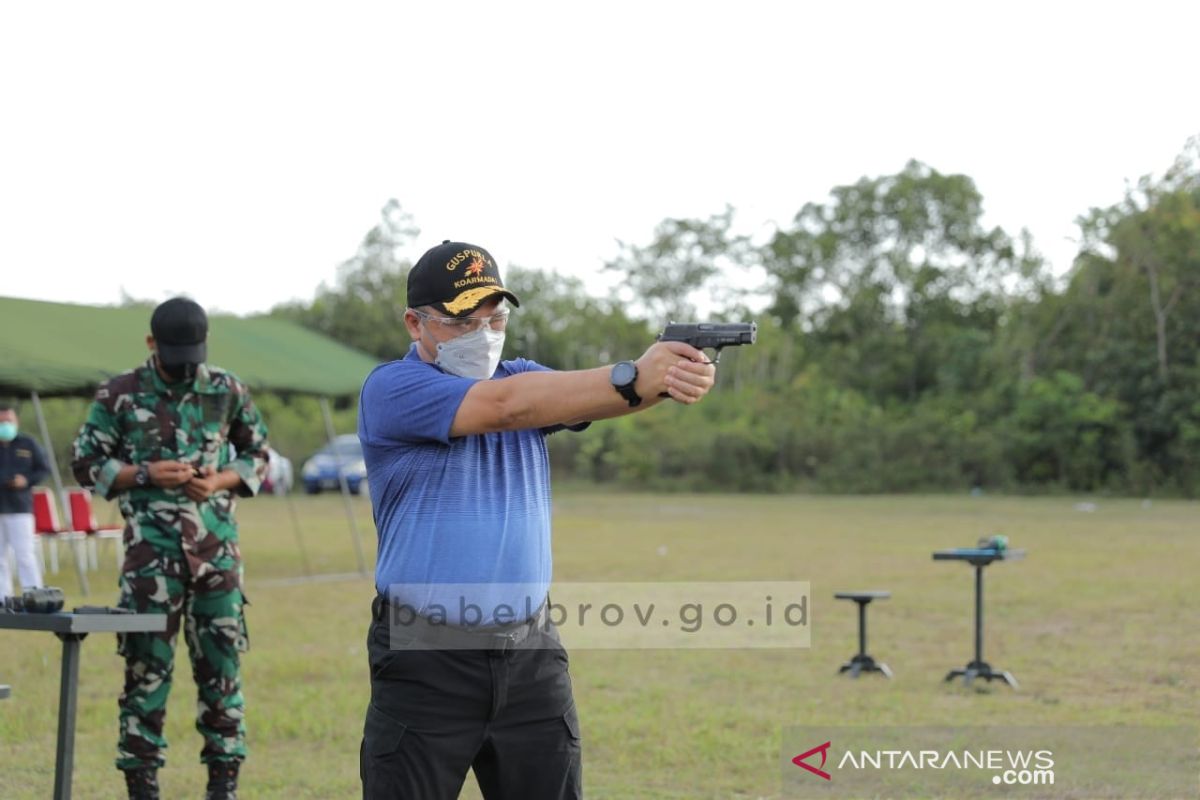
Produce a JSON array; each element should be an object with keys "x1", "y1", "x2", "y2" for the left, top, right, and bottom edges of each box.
[{"x1": 611, "y1": 361, "x2": 637, "y2": 386}]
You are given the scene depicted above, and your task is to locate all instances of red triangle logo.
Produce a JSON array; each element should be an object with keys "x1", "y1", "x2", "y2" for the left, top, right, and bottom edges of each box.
[{"x1": 792, "y1": 740, "x2": 832, "y2": 780}]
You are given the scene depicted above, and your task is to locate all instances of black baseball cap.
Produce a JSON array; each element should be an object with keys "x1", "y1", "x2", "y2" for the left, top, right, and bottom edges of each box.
[
  {"x1": 407, "y1": 240, "x2": 521, "y2": 318},
  {"x1": 150, "y1": 297, "x2": 208, "y2": 365}
]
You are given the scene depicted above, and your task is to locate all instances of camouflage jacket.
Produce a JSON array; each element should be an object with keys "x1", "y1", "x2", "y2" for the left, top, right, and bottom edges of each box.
[{"x1": 71, "y1": 358, "x2": 269, "y2": 587}]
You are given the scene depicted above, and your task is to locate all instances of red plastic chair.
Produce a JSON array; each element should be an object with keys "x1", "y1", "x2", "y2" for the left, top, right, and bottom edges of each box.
[
  {"x1": 67, "y1": 488, "x2": 124, "y2": 571},
  {"x1": 32, "y1": 488, "x2": 86, "y2": 575}
]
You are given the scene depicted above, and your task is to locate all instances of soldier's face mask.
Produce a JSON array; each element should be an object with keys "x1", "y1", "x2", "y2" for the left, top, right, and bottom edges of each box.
[
  {"x1": 157, "y1": 355, "x2": 199, "y2": 383},
  {"x1": 0, "y1": 421, "x2": 16, "y2": 442}
]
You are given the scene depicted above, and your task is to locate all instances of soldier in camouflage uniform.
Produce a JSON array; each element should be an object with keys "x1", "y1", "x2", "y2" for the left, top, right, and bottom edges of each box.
[{"x1": 71, "y1": 298, "x2": 269, "y2": 800}]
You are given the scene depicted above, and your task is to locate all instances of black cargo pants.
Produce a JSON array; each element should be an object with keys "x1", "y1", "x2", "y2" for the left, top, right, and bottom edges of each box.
[{"x1": 360, "y1": 595, "x2": 582, "y2": 799}]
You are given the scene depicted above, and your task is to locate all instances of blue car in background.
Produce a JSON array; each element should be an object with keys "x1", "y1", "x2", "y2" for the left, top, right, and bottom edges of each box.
[{"x1": 301, "y1": 434, "x2": 367, "y2": 495}]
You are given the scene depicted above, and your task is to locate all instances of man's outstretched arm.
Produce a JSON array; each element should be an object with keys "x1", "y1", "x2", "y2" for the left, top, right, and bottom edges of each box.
[{"x1": 450, "y1": 341, "x2": 716, "y2": 437}]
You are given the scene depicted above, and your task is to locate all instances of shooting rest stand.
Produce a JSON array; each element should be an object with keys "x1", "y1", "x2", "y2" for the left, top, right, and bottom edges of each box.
[
  {"x1": 932, "y1": 548, "x2": 1026, "y2": 689},
  {"x1": 834, "y1": 591, "x2": 892, "y2": 678}
]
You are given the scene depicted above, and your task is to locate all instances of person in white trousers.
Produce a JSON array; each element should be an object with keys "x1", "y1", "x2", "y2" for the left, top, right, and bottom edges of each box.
[{"x1": 0, "y1": 403, "x2": 48, "y2": 598}]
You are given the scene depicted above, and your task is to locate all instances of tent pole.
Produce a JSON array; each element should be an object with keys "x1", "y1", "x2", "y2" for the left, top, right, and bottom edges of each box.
[
  {"x1": 30, "y1": 391, "x2": 90, "y2": 597},
  {"x1": 282, "y1": 490, "x2": 313, "y2": 577},
  {"x1": 256, "y1": 409, "x2": 312, "y2": 577},
  {"x1": 320, "y1": 397, "x2": 367, "y2": 577}
]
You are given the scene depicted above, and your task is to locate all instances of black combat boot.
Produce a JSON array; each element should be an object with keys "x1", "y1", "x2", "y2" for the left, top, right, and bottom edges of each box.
[
  {"x1": 204, "y1": 760, "x2": 240, "y2": 800},
  {"x1": 122, "y1": 767, "x2": 160, "y2": 800}
]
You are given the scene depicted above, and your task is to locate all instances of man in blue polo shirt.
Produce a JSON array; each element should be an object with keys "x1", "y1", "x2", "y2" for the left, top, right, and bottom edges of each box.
[{"x1": 357, "y1": 240, "x2": 716, "y2": 799}]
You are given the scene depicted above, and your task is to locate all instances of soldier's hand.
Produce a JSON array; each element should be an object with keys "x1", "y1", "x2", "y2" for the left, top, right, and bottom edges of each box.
[
  {"x1": 149, "y1": 460, "x2": 193, "y2": 488},
  {"x1": 634, "y1": 341, "x2": 717, "y2": 405},
  {"x1": 184, "y1": 466, "x2": 221, "y2": 502},
  {"x1": 8, "y1": 474, "x2": 28, "y2": 489}
]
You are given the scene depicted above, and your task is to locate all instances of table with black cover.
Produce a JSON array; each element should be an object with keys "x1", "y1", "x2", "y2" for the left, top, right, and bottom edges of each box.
[
  {"x1": 932, "y1": 547, "x2": 1026, "y2": 688},
  {"x1": 0, "y1": 610, "x2": 167, "y2": 800}
]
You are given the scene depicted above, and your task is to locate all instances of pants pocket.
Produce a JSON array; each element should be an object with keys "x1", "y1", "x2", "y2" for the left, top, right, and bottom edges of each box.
[
  {"x1": 360, "y1": 702, "x2": 412, "y2": 798},
  {"x1": 363, "y1": 702, "x2": 408, "y2": 760},
  {"x1": 563, "y1": 705, "x2": 582, "y2": 748},
  {"x1": 367, "y1": 619, "x2": 421, "y2": 679}
]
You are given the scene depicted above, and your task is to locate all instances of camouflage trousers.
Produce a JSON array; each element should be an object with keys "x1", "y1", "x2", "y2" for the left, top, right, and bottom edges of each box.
[{"x1": 115, "y1": 555, "x2": 250, "y2": 770}]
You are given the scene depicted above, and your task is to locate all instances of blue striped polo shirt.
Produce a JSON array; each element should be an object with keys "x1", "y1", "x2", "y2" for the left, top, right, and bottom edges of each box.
[{"x1": 358, "y1": 344, "x2": 583, "y2": 625}]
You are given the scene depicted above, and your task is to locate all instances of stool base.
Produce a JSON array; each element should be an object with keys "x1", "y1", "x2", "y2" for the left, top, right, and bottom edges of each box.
[
  {"x1": 944, "y1": 660, "x2": 1018, "y2": 688},
  {"x1": 838, "y1": 654, "x2": 892, "y2": 679}
]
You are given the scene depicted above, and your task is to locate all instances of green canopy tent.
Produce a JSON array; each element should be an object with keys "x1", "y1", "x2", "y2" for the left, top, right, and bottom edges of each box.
[{"x1": 0, "y1": 296, "x2": 382, "y2": 594}]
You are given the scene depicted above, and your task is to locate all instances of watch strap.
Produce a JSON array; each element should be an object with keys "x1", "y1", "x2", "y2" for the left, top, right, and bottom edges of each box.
[
  {"x1": 616, "y1": 382, "x2": 641, "y2": 407},
  {"x1": 612, "y1": 362, "x2": 642, "y2": 408}
]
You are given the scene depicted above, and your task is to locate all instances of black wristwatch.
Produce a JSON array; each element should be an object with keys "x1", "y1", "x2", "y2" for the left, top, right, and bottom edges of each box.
[
  {"x1": 610, "y1": 360, "x2": 642, "y2": 407},
  {"x1": 134, "y1": 464, "x2": 151, "y2": 488}
]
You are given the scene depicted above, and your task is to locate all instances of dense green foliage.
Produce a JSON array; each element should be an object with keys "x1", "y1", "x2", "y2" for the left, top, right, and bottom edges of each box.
[
  {"x1": 17, "y1": 146, "x2": 1196, "y2": 496},
  {"x1": 267, "y1": 141, "x2": 1200, "y2": 496}
]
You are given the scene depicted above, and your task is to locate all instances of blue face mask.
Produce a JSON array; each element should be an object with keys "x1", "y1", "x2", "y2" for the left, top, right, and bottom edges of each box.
[{"x1": 0, "y1": 421, "x2": 17, "y2": 442}]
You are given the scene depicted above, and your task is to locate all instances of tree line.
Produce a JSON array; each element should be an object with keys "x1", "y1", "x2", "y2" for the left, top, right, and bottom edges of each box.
[
  {"x1": 25, "y1": 144, "x2": 1195, "y2": 497},
  {"x1": 268, "y1": 139, "x2": 1198, "y2": 496}
]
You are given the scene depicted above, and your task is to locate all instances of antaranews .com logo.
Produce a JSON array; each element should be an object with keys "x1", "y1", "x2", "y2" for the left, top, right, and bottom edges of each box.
[
  {"x1": 792, "y1": 739, "x2": 1055, "y2": 787},
  {"x1": 782, "y1": 726, "x2": 1196, "y2": 799}
]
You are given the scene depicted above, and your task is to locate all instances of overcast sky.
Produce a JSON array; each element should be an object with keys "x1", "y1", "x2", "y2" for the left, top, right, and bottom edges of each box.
[{"x1": 2, "y1": 2, "x2": 1197, "y2": 316}]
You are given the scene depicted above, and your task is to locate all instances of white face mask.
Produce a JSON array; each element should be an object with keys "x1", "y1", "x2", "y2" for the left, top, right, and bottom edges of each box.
[{"x1": 432, "y1": 325, "x2": 506, "y2": 379}]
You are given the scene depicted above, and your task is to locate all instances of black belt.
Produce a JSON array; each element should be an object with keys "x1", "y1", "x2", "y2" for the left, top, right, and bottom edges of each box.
[{"x1": 372, "y1": 593, "x2": 547, "y2": 653}]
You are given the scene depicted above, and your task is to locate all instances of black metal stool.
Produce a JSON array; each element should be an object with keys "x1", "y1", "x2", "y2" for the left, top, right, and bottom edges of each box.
[{"x1": 835, "y1": 591, "x2": 892, "y2": 678}]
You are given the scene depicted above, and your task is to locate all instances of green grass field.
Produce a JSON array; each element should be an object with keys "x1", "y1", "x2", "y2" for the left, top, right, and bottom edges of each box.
[{"x1": 1, "y1": 492, "x2": 1196, "y2": 798}]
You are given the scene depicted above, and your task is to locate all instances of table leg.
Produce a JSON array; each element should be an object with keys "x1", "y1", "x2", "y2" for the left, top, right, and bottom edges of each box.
[
  {"x1": 857, "y1": 601, "x2": 867, "y2": 657},
  {"x1": 974, "y1": 564, "x2": 984, "y2": 665},
  {"x1": 943, "y1": 563, "x2": 1017, "y2": 689},
  {"x1": 53, "y1": 632, "x2": 87, "y2": 800}
]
